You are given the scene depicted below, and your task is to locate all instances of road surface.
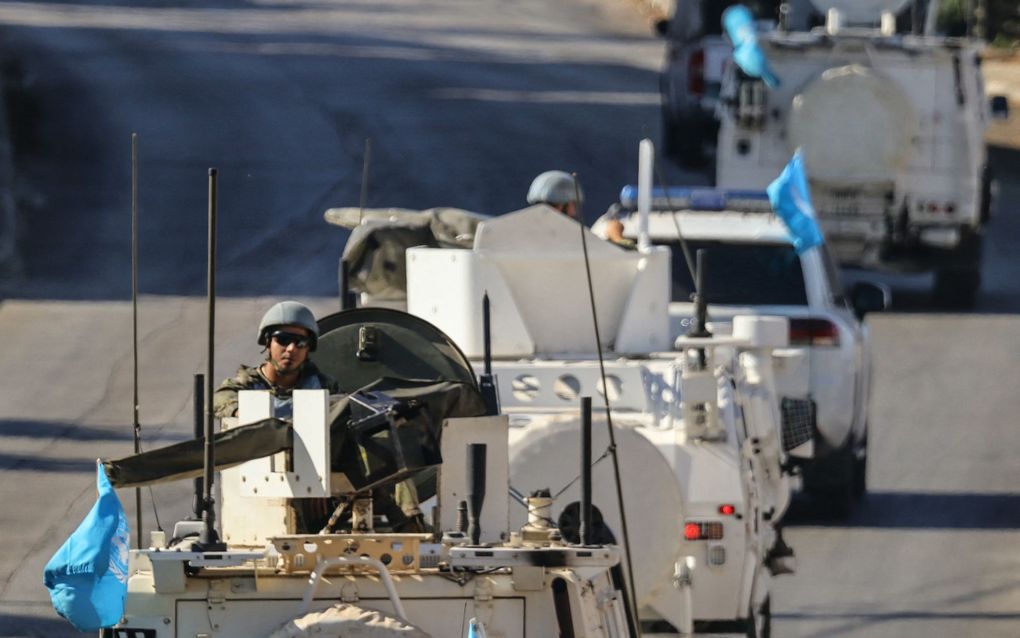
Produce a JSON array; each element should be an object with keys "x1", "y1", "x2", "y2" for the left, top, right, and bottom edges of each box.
[{"x1": 0, "y1": 1, "x2": 1018, "y2": 636}]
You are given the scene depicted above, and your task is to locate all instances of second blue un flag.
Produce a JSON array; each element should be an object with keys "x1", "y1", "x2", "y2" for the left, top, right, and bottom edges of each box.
[{"x1": 767, "y1": 149, "x2": 824, "y2": 255}]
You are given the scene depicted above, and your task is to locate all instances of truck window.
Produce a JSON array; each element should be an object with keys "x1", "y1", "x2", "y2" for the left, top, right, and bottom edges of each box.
[
  {"x1": 701, "y1": 0, "x2": 783, "y2": 35},
  {"x1": 659, "y1": 240, "x2": 808, "y2": 305}
]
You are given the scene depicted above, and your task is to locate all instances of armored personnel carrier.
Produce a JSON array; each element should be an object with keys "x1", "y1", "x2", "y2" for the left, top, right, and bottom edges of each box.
[
  {"x1": 715, "y1": 0, "x2": 1009, "y2": 306},
  {"x1": 326, "y1": 179, "x2": 797, "y2": 634},
  {"x1": 98, "y1": 309, "x2": 638, "y2": 637}
]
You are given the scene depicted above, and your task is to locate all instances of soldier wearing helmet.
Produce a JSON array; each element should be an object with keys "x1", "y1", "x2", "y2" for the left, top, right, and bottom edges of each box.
[
  {"x1": 527, "y1": 170, "x2": 626, "y2": 242},
  {"x1": 213, "y1": 301, "x2": 339, "y2": 419},
  {"x1": 527, "y1": 170, "x2": 584, "y2": 219}
]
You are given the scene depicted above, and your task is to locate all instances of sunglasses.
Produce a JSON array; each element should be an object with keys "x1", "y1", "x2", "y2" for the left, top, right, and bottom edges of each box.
[{"x1": 270, "y1": 331, "x2": 311, "y2": 349}]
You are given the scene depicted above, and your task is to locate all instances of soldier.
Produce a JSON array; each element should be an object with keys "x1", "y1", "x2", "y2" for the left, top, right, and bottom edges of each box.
[
  {"x1": 527, "y1": 169, "x2": 583, "y2": 219},
  {"x1": 213, "y1": 301, "x2": 339, "y2": 420},
  {"x1": 527, "y1": 170, "x2": 626, "y2": 243},
  {"x1": 214, "y1": 301, "x2": 424, "y2": 532}
]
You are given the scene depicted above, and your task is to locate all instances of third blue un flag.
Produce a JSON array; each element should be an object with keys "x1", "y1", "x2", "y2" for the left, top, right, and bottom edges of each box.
[
  {"x1": 722, "y1": 5, "x2": 780, "y2": 88},
  {"x1": 767, "y1": 149, "x2": 824, "y2": 255}
]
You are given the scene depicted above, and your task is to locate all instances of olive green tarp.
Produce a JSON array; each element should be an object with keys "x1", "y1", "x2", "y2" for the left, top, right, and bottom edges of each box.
[
  {"x1": 325, "y1": 207, "x2": 489, "y2": 301},
  {"x1": 103, "y1": 379, "x2": 486, "y2": 490}
]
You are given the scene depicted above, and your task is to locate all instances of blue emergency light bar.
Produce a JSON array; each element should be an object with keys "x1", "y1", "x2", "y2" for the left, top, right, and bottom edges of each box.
[{"x1": 618, "y1": 186, "x2": 771, "y2": 212}]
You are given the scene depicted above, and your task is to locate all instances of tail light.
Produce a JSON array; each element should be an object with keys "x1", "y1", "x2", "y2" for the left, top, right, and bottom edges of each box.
[
  {"x1": 684, "y1": 521, "x2": 724, "y2": 541},
  {"x1": 688, "y1": 48, "x2": 705, "y2": 97},
  {"x1": 789, "y1": 318, "x2": 840, "y2": 347},
  {"x1": 915, "y1": 200, "x2": 958, "y2": 215}
]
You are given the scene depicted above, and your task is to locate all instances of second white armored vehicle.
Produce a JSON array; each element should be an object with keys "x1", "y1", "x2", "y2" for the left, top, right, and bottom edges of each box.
[
  {"x1": 716, "y1": 0, "x2": 1009, "y2": 306},
  {"x1": 330, "y1": 199, "x2": 798, "y2": 634}
]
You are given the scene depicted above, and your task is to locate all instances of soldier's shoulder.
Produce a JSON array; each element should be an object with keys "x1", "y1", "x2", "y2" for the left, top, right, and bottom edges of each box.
[
  {"x1": 307, "y1": 362, "x2": 340, "y2": 393},
  {"x1": 220, "y1": 364, "x2": 262, "y2": 389}
]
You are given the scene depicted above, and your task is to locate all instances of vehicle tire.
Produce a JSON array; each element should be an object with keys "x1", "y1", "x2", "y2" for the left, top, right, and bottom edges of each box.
[
  {"x1": 662, "y1": 113, "x2": 708, "y2": 168},
  {"x1": 932, "y1": 267, "x2": 981, "y2": 309},
  {"x1": 979, "y1": 164, "x2": 993, "y2": 224},
  {"x1": 803, "y1": 444, "x2": 855, "y2": 519},
  {"x1": 746, "y1": 596, "x2": 771, "y2": 638},
  {"x1": 853, "y1": 449, "x2": 867, "y2": 500},
  {"x1": 933, "y1": 230, "x2": 983, "y2": 309}
]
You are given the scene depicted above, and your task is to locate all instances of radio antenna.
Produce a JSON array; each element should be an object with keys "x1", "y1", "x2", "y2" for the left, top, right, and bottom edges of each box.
[
  {"x1": 130, "y1": 133, "x2": 142, "y2": 549},
  {"x1": 358, "y1": 138, "x2": 372, "y2": 224},
  {"x1": 478, "y1": 293, "x2": 499, "y2": 416},
  {"x1": 199, "y1": 168, "x2": 224, "y2": 550},
  {"x1": 572, "y1": 173, "x2": 641, "y2": 638},
  {"x1": 649, "y1": 143, "x2": 697, "y2": 286}
]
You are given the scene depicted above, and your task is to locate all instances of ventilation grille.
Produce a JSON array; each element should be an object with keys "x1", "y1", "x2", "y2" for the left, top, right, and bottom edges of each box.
[{"x1": 780, "y1": 397, "x2": 816, "y2": 451}]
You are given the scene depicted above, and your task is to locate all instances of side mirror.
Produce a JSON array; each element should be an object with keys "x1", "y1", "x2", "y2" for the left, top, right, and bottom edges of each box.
[
  {"x1": 850, "y1": 281, "x2": 890, "y2": 319},
  {"x1": 990, "y1": 95, "x2": 1009, "y2": 120},
  {"x1": 655, "y1": 19, "x2": 670, "y2": 37}
]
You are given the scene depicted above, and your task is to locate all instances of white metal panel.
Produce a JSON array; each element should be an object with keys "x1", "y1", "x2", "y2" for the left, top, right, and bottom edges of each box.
[
  {"x1": 488, "y1": 360, "x2": 652, "y2": 414},
  {"x1": 616, "y1": 248, "x2": 671, "y2": 353},
  {"x1": 236, "y1": 390, "x2": 331, "y2": 499},
  {"x1": 406, "y1": 247, "x2": 534, "y2": 358},
  {"x1": 407, "y1": 205, "x2": 671, "y2": 357},
  {"x1": 220, "y1": 393, "x2": 290, "y2": 545},
  {"x1": 438, "y1": 415, "x2": 510, "y2": 544}
]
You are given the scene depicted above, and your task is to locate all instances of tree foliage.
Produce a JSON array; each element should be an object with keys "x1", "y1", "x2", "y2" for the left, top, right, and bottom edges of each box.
[{"x1": 938, "y1": 0, "x2": 1020, "y2": 45}]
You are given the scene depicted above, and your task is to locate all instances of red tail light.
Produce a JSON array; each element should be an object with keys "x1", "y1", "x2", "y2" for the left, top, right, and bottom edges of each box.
[
  {"x1": 789, "y1": 318, "x2": 840, "y2": 347},
  {"x1": 718, "y1": 504, "x2": 736, "y2": 516},
  {"x1": 684, "y1": 521, "x2": 724, "y2": 541},
  {"x1": 688, "y1": 49, "x2": 706, "y2": 97}
]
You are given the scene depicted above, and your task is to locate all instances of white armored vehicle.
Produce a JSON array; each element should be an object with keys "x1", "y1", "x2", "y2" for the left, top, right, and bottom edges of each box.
[
  {"x1": 99, "y1": 309, "x2": 637, "y2": 638},
  {"x1": 328, "y1": 181, "x2": 798, "y2": 634},
  {"x1": 716, "y1": 0, "x2": 1009, "y2": 306}
]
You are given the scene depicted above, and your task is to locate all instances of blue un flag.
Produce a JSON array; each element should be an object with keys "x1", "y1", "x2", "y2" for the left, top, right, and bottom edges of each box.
[
  {"x1": 722, "y1": 5, "x2": 780, "y2": 88},
  {"x1": 767, "y1": 150, "x2": 825, "y2": 255},
  {"x1": 44, "y1": 461, "x2": 130, "y2": 631}
]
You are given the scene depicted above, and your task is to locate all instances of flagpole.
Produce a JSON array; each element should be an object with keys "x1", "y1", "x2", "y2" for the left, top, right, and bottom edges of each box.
[{"x1": 130, "y1": 132, "x2": 143, "y2": 549}]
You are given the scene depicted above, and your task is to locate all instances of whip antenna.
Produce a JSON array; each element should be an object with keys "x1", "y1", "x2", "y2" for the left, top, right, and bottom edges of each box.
[
  {"x1": 340, "y1": 138, "x2": 373, "y2": 310},
  {"x1": 648, "y1": 141, "x2": 697, "y2": 286},
  {"x1": 358, "y1": 138, "x2": 372, "y2": 223},
  {"x1": 572, "y1": 173, "x2": 641, "y2": 637},
  {"x1": 130, "y1": 132, "x2": 143, "y2": 549},
  {"x1": 478, "y1": 293, "x2": 499, "y2": 415},
  {"x1": 199, "y1": 168, "x2": 224, "y2": 550}
]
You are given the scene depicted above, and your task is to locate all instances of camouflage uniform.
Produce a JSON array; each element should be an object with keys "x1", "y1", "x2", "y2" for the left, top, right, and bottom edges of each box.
[
  {"x1": 213, "y1": 361, "x2": 422, "y2": 531},
  {"x1": 213, "y1": 362, "x2": 340, "y2": 419}
]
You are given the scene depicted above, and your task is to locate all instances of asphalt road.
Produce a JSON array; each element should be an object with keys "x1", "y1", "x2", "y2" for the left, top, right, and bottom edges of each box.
[{"x1": 0, "y1": 1, "x2": 1018, "y2": 637}]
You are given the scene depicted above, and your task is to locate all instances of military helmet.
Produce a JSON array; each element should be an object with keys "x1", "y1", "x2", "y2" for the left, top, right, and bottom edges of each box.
[
  {"x1": 526, "y1": 170, "x2": 584, "y2": 206},
  {"x1": 257, "y1": 301, "x2": 319, "y2": 351}
]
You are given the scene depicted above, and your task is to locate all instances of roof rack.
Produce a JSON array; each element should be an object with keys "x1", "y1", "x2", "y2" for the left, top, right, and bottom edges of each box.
[{"x1": 618, "y1": 186, "x2": 772, "y2": 213}]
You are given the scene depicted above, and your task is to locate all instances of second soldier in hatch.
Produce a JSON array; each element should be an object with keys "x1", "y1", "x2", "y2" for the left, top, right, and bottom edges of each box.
[
  {"x1": 527, "y1": 169, "x2": 626, "y2": 243},
  {"x1": 213, "y1": 301, "x2": 339, "y2": 420},
  {"x1": 527, "y1": 169, "x2": 583, "y2": 219}
]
